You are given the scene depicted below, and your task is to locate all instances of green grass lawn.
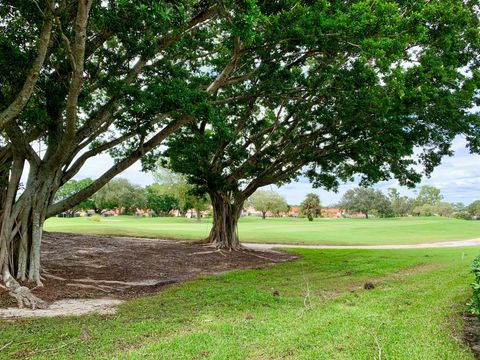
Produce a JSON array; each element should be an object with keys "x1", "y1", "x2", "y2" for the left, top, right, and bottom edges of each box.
[
  {"x1": 44, "y1": 215, "x2": 480, "y2": 245},
  {"x1": 1, "y1": 247, "x2": 478, "y2": 359}
]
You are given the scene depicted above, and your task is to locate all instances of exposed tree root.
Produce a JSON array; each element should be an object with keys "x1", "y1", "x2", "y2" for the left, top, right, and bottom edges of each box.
[
  {"x1": 8, "y1": 286, "x2": 48, "y2": 309},
  {"x1": 188, "y1": 249, "x2": 227, "y2": 257},
  {"x1": 207, "y1": 240, "x2": 244, "y2": 252},
  {"x1": 236, "y1": 249, "x2": 278, "y2": 262},
  {"x1": 3, "y1": 271, "x2": 48, "y2": 310},
  {"x1": 42, "y1": 273, "x2": 67, "y2": 281},
  {"x1": 192, "y1": 238, "x2": 211, "y2": 245},
  {"x1": 66, "y1": 283, "x2": 110, "y2": 293},
  {"x1": 194, "y1": 242, "x2": 281, "y2": 262}
]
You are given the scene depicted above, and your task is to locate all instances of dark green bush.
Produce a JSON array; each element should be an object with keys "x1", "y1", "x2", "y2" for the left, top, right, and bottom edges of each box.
[{"x1": 469, "y1": 255, "x2": 480, "y2": 316}]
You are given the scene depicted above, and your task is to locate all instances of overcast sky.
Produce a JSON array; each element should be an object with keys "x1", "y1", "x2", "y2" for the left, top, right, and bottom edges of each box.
[{"x1": 74, "y1": 136, "x2": 480, "y2": 206}]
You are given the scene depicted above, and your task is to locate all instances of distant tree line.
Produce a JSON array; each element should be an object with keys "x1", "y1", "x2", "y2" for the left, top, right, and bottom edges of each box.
[
  {"x1": 55, "y1": 175, "x2": 209, "y2": 220},
  {"x1": 57, "y1": 178, "x2": 480, "y2": 221},
  {"x1": 337, "y1": 186, "x2": 480, "y2": 220}
]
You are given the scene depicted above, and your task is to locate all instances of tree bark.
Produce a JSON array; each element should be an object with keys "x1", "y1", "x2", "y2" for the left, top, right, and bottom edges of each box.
[
  {"x1": 207, "y1": 192, "x2": 243, "y2": 250},
  {"x1": 0, "y1": 157, "x2": 59, "y2": 308},
  {"x1": 262, "y1": 211, "x2": 266, "y2": 220},
  {"x1": 0, "y1": 14, "x2": 53, "y2": 130}
]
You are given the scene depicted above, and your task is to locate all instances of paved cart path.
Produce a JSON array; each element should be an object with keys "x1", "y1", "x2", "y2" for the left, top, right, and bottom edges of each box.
[{"x1": 245, "y1": 238, "x2": 480, "y2": 250}]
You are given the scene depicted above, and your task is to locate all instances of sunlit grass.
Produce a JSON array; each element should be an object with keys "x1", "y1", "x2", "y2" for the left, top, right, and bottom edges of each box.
[
  {"x1": 1, "y1": 247, "x2": 477, "y2": 359},
  {"x1": 44, "y1": 215, "x2": 480, "y2": 245}
]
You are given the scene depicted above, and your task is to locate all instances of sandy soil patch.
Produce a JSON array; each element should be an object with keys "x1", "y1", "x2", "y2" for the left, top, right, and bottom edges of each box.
[{"x1": 0, "y1": 298, "x2": 123, "y2": 318}]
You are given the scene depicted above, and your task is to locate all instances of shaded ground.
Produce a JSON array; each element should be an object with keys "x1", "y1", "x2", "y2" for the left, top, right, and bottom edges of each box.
[
  {"x1": 465, "y1": 314, "x2": 480, "y2": 359},
  {"x1": 0, "y1": 232, "x2": 297, "y2": 310}
]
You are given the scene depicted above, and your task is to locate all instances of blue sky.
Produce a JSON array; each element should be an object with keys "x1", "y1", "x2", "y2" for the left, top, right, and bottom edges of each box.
[{"x1": 76, "y1": 136, "x2": 480, "y2": 206}]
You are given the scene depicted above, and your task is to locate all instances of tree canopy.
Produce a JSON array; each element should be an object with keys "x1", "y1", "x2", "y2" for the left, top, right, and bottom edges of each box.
[
  {"x1": 145, "y1": 186, "x2": 179, "y2": 217},
  {"x1": 339, "y1": 188, "x2": 390, "y2": 218},
  {"x1": 93, "y1": 179, "x2": 146, "y2": 214},
  {"x1": 152, "y1": 167, "x2": 209, "y2": 218},
  {"x1": 387, "y1": 188, "x2": 413, "y2": 217},
  {"x1": 249, "y1": 190, "x2": 288, "y2": 219},
  {"x1": 163, "y1": 0, "x2": 480, "y2": 247},
  {"x1": 0, "y1": 0, "x2": 295, "y2": 301},
  {"x1": 468, "y1": 201, "x2": 480, "y2": 217},
  {"x1": 413, "y1": 186, "x2": 444, "y2": 207},
  {"x1": 0, "y1": 0, "x2": 479, "y2": 306},
  {"x1": 300, "y1": 193, "x2": 321, "y2": 221},
  {"x1": 54, "y1": 178, "x2": 95, "y2": 212}
]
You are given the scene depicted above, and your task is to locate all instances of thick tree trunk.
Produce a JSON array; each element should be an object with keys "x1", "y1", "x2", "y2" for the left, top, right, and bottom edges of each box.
[
  {"x1": 262, "y1": 211, "x2": 266, "y2": 220},
  {"x1": 1, "y1": 192, "x2": 50, "y2": 285},
  {"x1": 207, "y1": 192, "x2": 243, "y2": 250},
  {"x1": 0, "y1": 158, "x2": 58, "y2": 308},
  {"x1": 195, "y1": 208, "x2": 202, "y2": 221}
]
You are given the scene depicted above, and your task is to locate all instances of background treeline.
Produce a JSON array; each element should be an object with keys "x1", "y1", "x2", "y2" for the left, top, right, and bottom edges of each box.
[
  {"x1": 57, "y1": 174, "x2": 480, "y2": 221},
  {"x1": 55, "y1": 175, "x2": 208, "y2": 219},
  {"x1": 337, "y1": 186, "x2": 480, "y2": 220}
]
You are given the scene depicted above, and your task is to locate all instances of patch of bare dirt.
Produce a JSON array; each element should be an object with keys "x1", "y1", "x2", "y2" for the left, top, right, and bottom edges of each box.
[
  {"x1": 0, "y1": 298, "x2": 123, "y2": 318},
  {"x1": 0, "y1": 232, "x2": 298, "y2": 316},
  {"x1": 464, "y1": 314, "x2": 480, "y2": 359}
]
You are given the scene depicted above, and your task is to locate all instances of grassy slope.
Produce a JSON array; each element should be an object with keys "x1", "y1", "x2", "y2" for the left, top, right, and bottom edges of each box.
[
  {"x1": 1, "y1": 247, "x2": 477, "y2": 359},
  {"x1": 44, "y1": 215, "x2": 480, "y2": 245}
]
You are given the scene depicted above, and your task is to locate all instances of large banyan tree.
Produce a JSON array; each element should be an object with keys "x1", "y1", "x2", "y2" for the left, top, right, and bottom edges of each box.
[
  {"x1": 0, "y1": 0, "x2": 290, "y2": 307},
  {"x1": 163, "y1": 0, "x2": 480, "y2": 249}
]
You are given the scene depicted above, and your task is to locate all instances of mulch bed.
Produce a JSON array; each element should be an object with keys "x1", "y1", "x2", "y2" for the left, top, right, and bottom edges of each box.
[{"x1": 0, "y1": 232, "x2": 298, "y2": 308}]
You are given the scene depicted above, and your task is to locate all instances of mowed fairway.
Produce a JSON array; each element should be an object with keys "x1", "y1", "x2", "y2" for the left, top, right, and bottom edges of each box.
[
  {"x1": 44, "y1": 216, "x2": 480, "y2": 245},
  {"x1": 1, "y1": 247, "x2": 477, "y2": 359}
]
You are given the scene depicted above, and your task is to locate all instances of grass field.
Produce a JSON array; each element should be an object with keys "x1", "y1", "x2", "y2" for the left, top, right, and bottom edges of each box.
[
  {"x1": 1, "y1": 247, "x2": 478, "y2": 359},
  {"x1": 44, "y1": 215, "x2": 480, "y2": 245}
]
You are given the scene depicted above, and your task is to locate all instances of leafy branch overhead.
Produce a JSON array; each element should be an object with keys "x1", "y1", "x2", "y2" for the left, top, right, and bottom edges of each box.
[
  {"x1": 162, "y1": 0, "x2": 480, "y2": 248},
  {"x1": 0, "y1": 0, "x2": 478, "y2": 297},
  {"x1": 165, "y1": 0, "x2": 480, "y2": 196},
  {"x1": 0, "y1": 0, "x2": 310, "y2": 299}
]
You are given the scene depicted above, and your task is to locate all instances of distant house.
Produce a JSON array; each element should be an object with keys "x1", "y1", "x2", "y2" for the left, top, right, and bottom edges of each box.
[
  {"x1": 321, "y1": 208, "x2": 343, "y2": 218},
  {"x1": 277, "y1": 206, "x2": 300, "y2": 217},
  {"x1": 101, "y1": 210, "x2": 116, "y2": 217},
  {"x1": 242, "y1": 206, "x2": 262, "y2": 217},
  {"x1": 134, "y1": 209, "x2": 147, "y2": 217}
]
